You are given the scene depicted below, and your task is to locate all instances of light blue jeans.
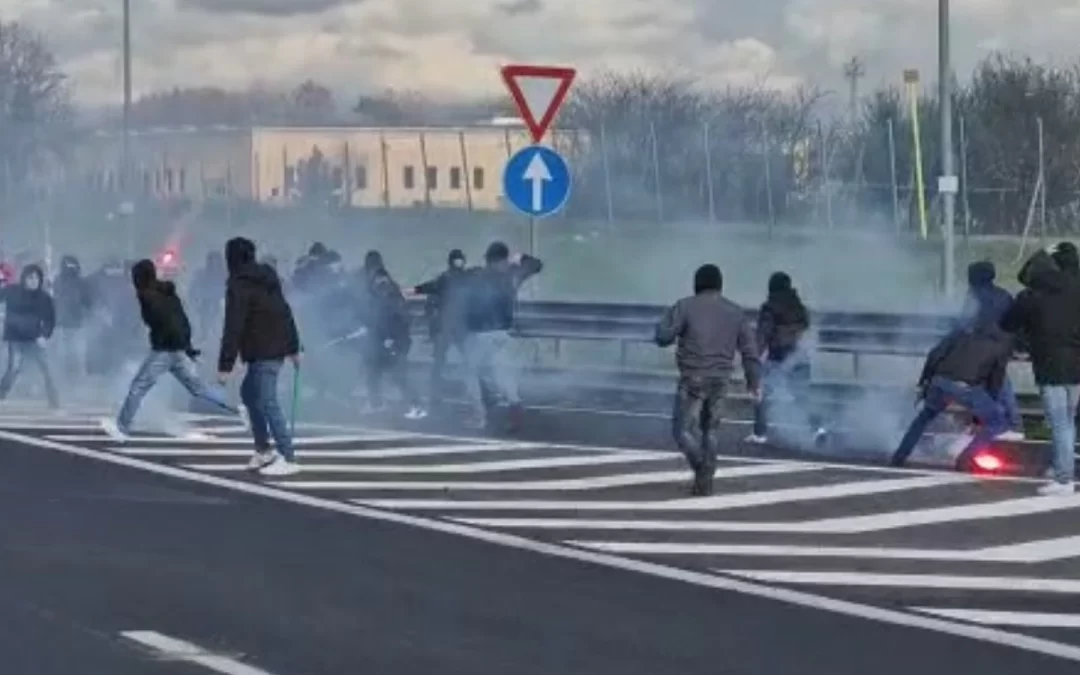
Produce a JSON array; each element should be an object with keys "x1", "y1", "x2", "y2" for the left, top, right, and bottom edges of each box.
[
  {"x1": 240, "y1": 359, "x2": 294, "y2": 461},
  {"x1": 464, "y1": 330, "x2": 519, "y2": 420},
  {"x1": 118, "y1": 351, "x2": 236, "y2": 433},
  {"x1": 1040, "y1": 385, "x2": 1079, "y2": 484}
]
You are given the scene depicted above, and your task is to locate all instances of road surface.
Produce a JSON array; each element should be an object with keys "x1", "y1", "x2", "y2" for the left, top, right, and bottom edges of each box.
[{"x1": 0, "y1": 401, "x2": 1078, "y2": 673}]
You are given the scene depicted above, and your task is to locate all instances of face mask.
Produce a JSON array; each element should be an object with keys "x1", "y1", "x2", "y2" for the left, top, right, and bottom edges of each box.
[{"x1": 452, "y1": 259, "x2": 464, "y2": 269}]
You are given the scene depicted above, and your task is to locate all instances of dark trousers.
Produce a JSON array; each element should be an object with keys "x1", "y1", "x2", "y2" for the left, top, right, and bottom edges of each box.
[
  {"x1": 672, "y1": 375, "x2": 727, "y2": 477},
  {"x1": 430, "y1": 329, "x2": 466, "y2": 402},
  {"x1": 0, "y1": 341, "x2": 58, "y2": 407},
  {"x1": 891, "y1": 376, "x2": 1007, "y2": 467}
]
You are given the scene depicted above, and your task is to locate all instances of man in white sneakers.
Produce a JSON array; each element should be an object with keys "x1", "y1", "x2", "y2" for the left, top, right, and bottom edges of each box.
[
  {"x1": 218, "y1": 238, "x2": 302, "y2": 477},
  {"x1": 101, "y1": 259, "x2": 242, "y2": 441}
]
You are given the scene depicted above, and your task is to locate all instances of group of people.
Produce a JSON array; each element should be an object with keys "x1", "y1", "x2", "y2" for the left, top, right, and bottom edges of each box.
[{"x1": 655, "y1": 245, "x2": 1080, "y2": 496}]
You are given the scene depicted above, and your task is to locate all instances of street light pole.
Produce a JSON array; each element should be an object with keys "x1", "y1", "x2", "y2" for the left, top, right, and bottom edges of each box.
[
  {"x1": 939, "y1": 0, "x2": 957, "y2": 296},
  {"x1": 122, "y1": 0, "x2": 134, "y2": 256}
]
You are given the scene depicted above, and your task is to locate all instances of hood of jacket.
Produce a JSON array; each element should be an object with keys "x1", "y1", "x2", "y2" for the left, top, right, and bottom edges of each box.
[
  {"x1": 225, "y1": 237, "x2": 257, "y2": 275},
  {"x1": 1018, "y1": 250, "x2": 1068, "y2": 293},
  {"x1": 764, "y1": 287, "x2": 807, "y2": 325}
]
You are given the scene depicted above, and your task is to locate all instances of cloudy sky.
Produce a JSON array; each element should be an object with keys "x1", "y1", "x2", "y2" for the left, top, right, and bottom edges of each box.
[{"x1": 3, "y1": 0, "x2": 1079, "y2": 106}]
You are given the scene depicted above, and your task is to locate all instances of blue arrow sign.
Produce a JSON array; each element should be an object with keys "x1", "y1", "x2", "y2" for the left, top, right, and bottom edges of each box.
[{"x1": 502, "y1": 145, "x2": 571, "y2": 218}]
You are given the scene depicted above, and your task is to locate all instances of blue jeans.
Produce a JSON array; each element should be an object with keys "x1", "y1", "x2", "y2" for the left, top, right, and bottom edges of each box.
[
  {"x1": 891, "y1": 376, "x2": 1008, "y2": 466},
  {"x1": 0, "y1": 341, "x2": 58, "y2": 407},
  {"x1": 998, "y1": 375, "x2": 1023, "y2": 431},
  {"x1": 1039, "y1": 385, "x2": 1079, "y2": 484},
  {"x1": 752, "y1": 353, "x2": 822, "y2": 439},
  {"x1": 464, "y1": 331, "x2": 519, "y2": 420},
  {"x1": 118, "y1": 351, "x2": 235, "y2": 432},
  {"x1": 240, "y1": 360, "x2": 294, "y2": 461}
]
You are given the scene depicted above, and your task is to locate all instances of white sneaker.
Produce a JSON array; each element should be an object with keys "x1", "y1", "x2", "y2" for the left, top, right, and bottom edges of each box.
[
  {"x1": 100, "y1": 418, "x2": 129, "y2": 442},
  {"x1": 744, "y1": 434, "x2": 768, "y2": 444},
  {"x1": 995, "y1": 430, "x2": 1026, "y2": 442},
  {"x1": 238, "y1": 404, "x2": 251, "y2": 431},
  {"x1": 404, "y1": 406, "x2": 428, "y2": 420},
  {"x1": 246, "y1": 450, "x2": 276, "y2": 471},
  {"x1": 259, "y1": 456, "x2": 299, "y2": 476},
  {"x1": 1038, "y1": 481, "x2": 1076, "y2": 496}
]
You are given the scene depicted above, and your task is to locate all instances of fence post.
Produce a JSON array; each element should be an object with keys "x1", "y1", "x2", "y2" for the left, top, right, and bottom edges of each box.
[
  {"x1": 762, "y1": 121, "x2": 775, "y2": 236},
  {"x1": 458, "y1": 130, "x2": 473, "y2": 211},
  {"x1": 1037, "y1": 115, "x2": 1047, "y2": 242},
  {"x1": 418, "y1": 130, "x2": 431, "y2": 208},
  {"x1": 959, "y1": 115, "x2": 971, "y2": 238},
  {"x1": 703, "y1": 122, "x2": 716, "y2": 223},
  {"x1": 599, "y1": 122, "x2": 614, "y2": 226},
  {"x1": 887, "y1": 117, "x2": 901, "y2": 233},
  {"x1": 649, "y1": 120, "x2": 663, "y2": 223}
]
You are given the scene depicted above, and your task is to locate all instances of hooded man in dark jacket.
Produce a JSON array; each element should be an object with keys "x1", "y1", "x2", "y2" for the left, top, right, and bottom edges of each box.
[
  {"x1": 100, "y1": 259, "x2": 239, "y2": 442},
  {"x1": 359, "y1": 250, "x2": 425, "y2": 419},
  {"x1": 0, "y1": 264, "x2": 58, "y2": 408},
  {"x1": 414, "y1": 248, "x2": 469, "y2": 404},
  {"x1": 747, "y1": 271, "x2": 826, "y2": 447},
  {"x1": 961, "y1": 260, "x2": 1023, "y2": 439},
  {"x1": 891, "y1": 317, "x2": 1014, "y2": 468},
  {"x1": 656, "y1": 264, "x2": 761, "y2": 495},
  {"x1": 1001, "y1": 244, "x2": 1080, "y2": 494},
  {"x1": 218, "y1": 237, "x2": 302, "y2": 477},
  {"x1": 52, "y1": 254, "x2": 93, "y2": 378}
]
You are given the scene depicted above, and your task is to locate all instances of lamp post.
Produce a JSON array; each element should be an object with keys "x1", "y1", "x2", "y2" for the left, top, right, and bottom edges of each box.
[{"x1": 939, "y1": 0, "x2": 957, "y2": 296}]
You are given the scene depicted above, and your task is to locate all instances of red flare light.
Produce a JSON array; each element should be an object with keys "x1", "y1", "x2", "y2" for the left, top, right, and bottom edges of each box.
[
  {"x1": 158, "y1": 249, "x2": 178, "y2": 268},
  {"x1": 972, "y1": 451, "x2": 1004, "y2": 473}
]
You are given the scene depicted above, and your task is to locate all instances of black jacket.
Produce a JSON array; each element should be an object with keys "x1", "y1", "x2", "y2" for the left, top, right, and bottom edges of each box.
[
  {"x1": 136, "y1": 281, "x2": 194, "y2": 352},
  {"x1": 756, "y1": 289, "x2": 809, "y2": 362},
  {"x1": 416, "y1": 266, "x2": 470, "y2": 336},
  {"x1": 219, "y1": 263, "x2": 301, "y2": 371},
  {"x1": 363, "y1": 268, "x2": 411, "y2": 346},
  {"x1": 53, "y1": 259, "x2": 93, "y2": 329},
  {"x1": 1000, "y1": 251, "x2": 1080, "y2": 385},
  {"x1": 919, "y1": 325, "x2": 1013, "y2": 396},
  {"x1": 1, "y1": 267, "x2": 56, "y2": 342},
  {"x1": 462, "y1": 256, "x2": 543, "y2": 333}
]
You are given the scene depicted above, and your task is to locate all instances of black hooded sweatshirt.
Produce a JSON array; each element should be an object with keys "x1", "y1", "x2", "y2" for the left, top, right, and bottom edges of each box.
[
  {"x1": 53, "y1": 255, "x2": 93, "y2": 330},
  {"x1": 756, "y1": 272, "x2": 810, "y2": 362},
  {"x1": 1, "y1": 265, "x2": 55, "y2": 342},
  {"x1": 1000, "y1": 250, "x2": 1080, "y2": 385},
  {"x1": 131, "y1": 259, "x2": 194, "y2": 352},
  {"x1": 219, "y1": 237, "x2": 301, "y2": 372},
  {"x1": 918, "y1": 321, "x2": 1013, "y2": 397}
]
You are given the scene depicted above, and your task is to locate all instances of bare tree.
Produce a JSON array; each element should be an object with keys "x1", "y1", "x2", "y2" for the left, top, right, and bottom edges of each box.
[{"x1": 289, "y1": 79, "x2": 336, "y2": 124}]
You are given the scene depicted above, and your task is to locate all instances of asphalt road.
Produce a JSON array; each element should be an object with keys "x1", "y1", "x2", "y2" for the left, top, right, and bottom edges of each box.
[{"x1": 1, "y1": 402, "x2": 1080, "y2": 673}]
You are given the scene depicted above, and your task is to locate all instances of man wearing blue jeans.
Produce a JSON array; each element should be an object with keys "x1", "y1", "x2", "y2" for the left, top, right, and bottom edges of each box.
[
  {"x1": 101, "y1": 259, "x2": 240, "y2": 441},
  {"x1": 891, "y1": 320, "x2": 1012, "y2": 468},
  {"x1": 217, "y1": 237, "x2": 302, "y2": 477},
  {"x1": 1001, "y1": 244, "x2": 1080, "y2": 495}
]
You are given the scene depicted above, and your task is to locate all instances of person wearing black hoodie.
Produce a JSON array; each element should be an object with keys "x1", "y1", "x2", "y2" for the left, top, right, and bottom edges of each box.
[
  {"x1": 1001, "y1": 244, "x2": 1080, "y2": 495},
  {"x1": 414, "y1": 248, "x2": 469, "y2": 404},
  {"x1": 890, "y1": 316, "x2": 1014, "y2": 468},
  {"x1": 961, "y1": 260, "x2": 1024, "y2": 439},
  {"x1": 218, "y1": 237, "x2": 302, "y2": 477},
  {"x1": 745, "y1": 272, "x2": 826, "y2": 447},
  {"x1": 656, "y1": 264, "x2": 761, "y2": 496},
  {"x1": 0, "y1": 265, "x2": 58, "y2": 408},
  {"x1": 52, "y1": 254, "x2": 93, "y2": 379},
  {"x1": 100, "y1": 259, "x2": 239, "y2": 441},
  {"x1": 359, "y1": 250, "x2": 426, "y2": 419}
]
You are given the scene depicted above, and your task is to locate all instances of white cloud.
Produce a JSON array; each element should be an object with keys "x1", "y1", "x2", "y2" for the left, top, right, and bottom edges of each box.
[{"x1": 1, "y1": 0, "x2": 1079, "y2": 106}]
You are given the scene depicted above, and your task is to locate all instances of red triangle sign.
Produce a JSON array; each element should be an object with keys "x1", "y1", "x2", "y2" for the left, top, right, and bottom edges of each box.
[{"x1": 500, "y1": 65, "x2": 576, "y2": 144}]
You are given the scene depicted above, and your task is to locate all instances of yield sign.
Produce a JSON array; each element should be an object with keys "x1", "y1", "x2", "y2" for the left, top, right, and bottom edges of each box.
[{"x1": 500, "y1": 64, "x2": 576, "y2": 144}]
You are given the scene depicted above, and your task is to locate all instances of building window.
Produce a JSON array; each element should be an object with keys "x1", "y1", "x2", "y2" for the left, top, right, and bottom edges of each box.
[
  {"x1": 332, "y1": 167, "x2": 344, "y2": 189},
  {"x1": 178, "y1": 169, "x2": 186, "y2": 193},
  {"x1": 425, "y1": 166, "x2": 437, "y2": 190},
  {"x1": 449, "y1": 167, "x2": 462, "y2": 190},
  {"x1": 165, "y1": 169, "x2": 174, "y2": 193},
  {"x1": 355, "y1": 166, "x2": 368, "y2": 190},
  {"x1": 403, "y1": 165, "x2": 415, "y2": 189},
  {"x1": 473, "y1": 167, "x2": 485, "y2": 190}
]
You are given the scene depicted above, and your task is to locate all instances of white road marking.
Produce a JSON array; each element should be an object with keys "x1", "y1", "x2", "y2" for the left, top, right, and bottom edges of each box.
[
  {"x1": 110, "y1": 443, "x2": 546, "y2": 459},
  {"x1": 47, "y1": 433, "x2": 420, "y2": 445},
  {"x1": 122, "y1": 630, "x2": 281, "y2": 675},
  {"x1": 5, "y1": 429, "x2": 1080, "y2": 664},
  {"x1": 0, "y1": 422, "x2": 103, "y2": 430},
  {"x1": 457, "y1": 492, "x2": 1080, "y2": 533},
  {"x1": 574, "y1": 535, "x2": 1080, "y2": 562},
  {"x1": 718, "y1": 571, "x2": 1080, "y2": 594},
  {"x1": 189, "y1": 451, "x2": 674, "y2": 474},
  {"x1": 263, "y1": 463, "x2": 814, "y2": 492},
  {"x1": 355, "y1": 474, "x2": 971, "y2": 511},
  {"x1": 912, "y1": 608, "x2": 1080, "y2": 628}
]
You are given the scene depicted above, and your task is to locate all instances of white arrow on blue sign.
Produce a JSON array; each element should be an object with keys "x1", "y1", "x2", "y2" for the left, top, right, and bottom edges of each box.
[{"x1": 502, "y1": 145, "x2": 571, "y2": 218}]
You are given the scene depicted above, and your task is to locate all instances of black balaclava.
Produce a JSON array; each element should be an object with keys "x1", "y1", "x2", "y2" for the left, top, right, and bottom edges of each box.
[
  {"x1": 448, "y1": 249, "x2": 466, "y2": 269},
  {"x1": 225, "y1": 237, "x2": 257, "y2": 275},
  {"x1": 131, "y1": 259, "x2": 157, "y2": 291},
  {"x1": 693, "y1": 264, "x2": 722, "y2": 294}
]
